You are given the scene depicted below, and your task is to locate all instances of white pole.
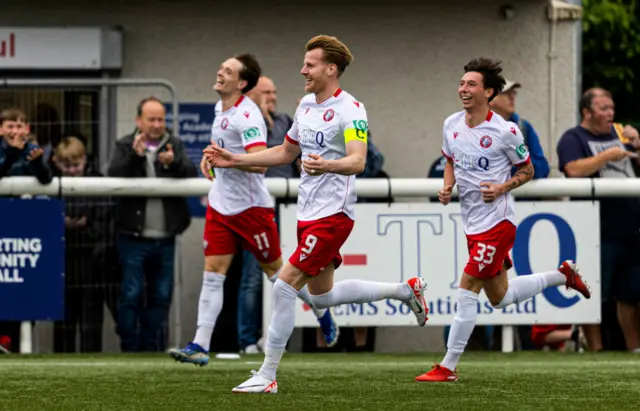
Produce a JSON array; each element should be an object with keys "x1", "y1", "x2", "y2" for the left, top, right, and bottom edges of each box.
[
  {"x1": 19, "y1": 322, "x2": 32, "y2": 354},
  {"x1": 502, "y1": 326, "x2": 514, "y2": 353}
]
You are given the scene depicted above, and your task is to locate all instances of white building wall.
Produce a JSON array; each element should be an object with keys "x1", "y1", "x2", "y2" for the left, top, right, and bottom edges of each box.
[{"x1": 0, "y1": 0, "x2": 580, "y2": 352}]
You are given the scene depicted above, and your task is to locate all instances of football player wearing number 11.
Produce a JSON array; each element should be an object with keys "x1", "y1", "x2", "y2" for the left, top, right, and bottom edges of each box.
[
  {"x1": 205, "y1": 35, "x2": 429, "y2": 394},
  {"x1": 415, "y1": 58, "x2": 591, "y2": 383}
]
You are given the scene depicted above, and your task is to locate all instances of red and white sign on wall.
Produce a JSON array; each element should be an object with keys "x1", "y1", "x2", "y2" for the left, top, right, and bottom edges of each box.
[{"x1": 0, "y1": 28, "x2": 119, "y2": 70}]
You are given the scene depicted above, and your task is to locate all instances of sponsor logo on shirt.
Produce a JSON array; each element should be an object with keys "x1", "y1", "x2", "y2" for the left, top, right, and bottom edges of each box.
[
  {"x1": 516, "y1": 143, "x2": 528, "y2": 159},
  {"x1": 243, "y1": 127, "x2": 261, "y2": 141},
  {"x1": 352, "y1": 120, "x2": 368, "y2": 132},
  {"x1": 454, "y1": 153, "x2": 491, "y2": 171}
]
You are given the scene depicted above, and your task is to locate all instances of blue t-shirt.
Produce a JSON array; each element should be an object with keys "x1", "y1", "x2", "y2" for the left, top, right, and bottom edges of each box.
[{"x1": 557, "y1": 125, "x2": 640, "y2": 239}]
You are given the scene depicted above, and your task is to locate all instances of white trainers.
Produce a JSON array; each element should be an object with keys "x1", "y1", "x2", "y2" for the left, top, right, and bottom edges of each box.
[
  {"x1": 232, "y1": 370, "x2": 278, "y2": 394},
  {"x1": 242, "y1": 344, "x2": 261, "y2": 354},
  {"x1": 405, "y1": 277, "x2": 429, "y2": 326}
]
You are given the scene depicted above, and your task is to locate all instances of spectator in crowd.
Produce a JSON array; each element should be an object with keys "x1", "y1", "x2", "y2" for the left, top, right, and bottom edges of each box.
[
  {"x1": 239, "y1": 76, "x2": 295, "y2": 354},
  {"x1": 0, "y1": 108, "x2": 52, "y2": 353},
  {"x1": 0, "y1": 108, "x2": 52, "y2": 184},
  {"x1": 489, "y1": 79, "x2": 550, "y2": 180},
  {"x1": 108, "y1": 96, "x2": 197, "y2": 352},
  {"x1": 50, "y1": 136, "x2": 114, "y2": 353},
  {"x1": 490, "y1": 78, "x2": 551, "y2": 350},
  {"x1": 557, "y1": 87, "x2": 640, "y2": 353}
]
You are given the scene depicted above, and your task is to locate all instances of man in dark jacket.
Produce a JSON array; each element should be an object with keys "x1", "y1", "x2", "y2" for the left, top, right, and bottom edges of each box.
[{"x1": 108, "y1": 96, "x2": 197, "y2": 352}]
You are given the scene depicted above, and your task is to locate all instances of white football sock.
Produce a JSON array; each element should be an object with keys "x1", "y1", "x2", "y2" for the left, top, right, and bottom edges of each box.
[
  {"x1": 441, "y1": 289, "x2": 479, "y2": 371},
  {"x1": 494, "y1": 270, "x2": 565, "y2": 308},
  {"x1": 268, "y1": 270, "x2": 326, "y2": 319},
  {"x1": 309, "y1": 279, "x2": 412, "y2": 310},
  {"x1": 193, "y1": 272, "x2": 225, "y2": 351},
  {"x1": 258, "y1": 279, "x2": 298, "y2": 381}
]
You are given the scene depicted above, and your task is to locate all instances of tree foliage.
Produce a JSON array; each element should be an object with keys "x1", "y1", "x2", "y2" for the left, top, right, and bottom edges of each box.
[{"x1": 582, "y1": 0, "x2": 640, "y2": 121}]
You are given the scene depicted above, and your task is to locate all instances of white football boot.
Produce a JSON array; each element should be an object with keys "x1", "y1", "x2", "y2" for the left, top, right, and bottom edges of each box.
[
  {"x1": 232, "y1": 370, "x2": 278, "y2": 394},
  {"x1": 406, "y1": 277, "x2": 429, "y2": 326}
]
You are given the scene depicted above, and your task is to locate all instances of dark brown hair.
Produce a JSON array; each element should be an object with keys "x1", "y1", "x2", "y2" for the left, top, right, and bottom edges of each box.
[
  {"x1": 463, "y1": 58, "x2": 506, "y2": 102},
  {"x1": 579, "y1": 87, "x2": 612, "y2": 119},
  {"x1": 235, "y1": 54, "x2": 262, "y2": 94},
  {"x1": 0, "y1": 108, "x2": 28, "y2": 125}
]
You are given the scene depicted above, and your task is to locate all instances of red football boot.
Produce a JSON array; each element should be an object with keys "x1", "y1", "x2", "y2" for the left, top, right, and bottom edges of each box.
[
  {"x1": 558, "y1": 260, "x2": 591, "y2": 299},
  {"x1": 415, "y1": 364, "x2": 458, "y2": 382}
]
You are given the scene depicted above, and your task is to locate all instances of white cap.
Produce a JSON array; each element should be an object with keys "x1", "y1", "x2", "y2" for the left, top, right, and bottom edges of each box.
[{"x1": 502, "y1": 79, "x2": 521, "y2": 93}]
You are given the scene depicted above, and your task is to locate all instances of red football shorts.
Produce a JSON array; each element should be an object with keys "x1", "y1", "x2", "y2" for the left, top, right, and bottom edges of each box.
[
  {"x1": 464, "y1": 220, "x2": 516, "y2": 279},
  {"x1": 289, "y1": 212, "x2": 355, "y2": 276},
  {"x1": 531, "y1": 324, "x2": 572, "y2": 349},
  {"x1": 203, "y1": 206, "x2": 281, "y2": 264}
]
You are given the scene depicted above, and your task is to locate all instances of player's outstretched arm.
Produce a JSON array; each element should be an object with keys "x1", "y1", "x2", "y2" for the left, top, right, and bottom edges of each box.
[
  {"x1": 205, "y1": 139, "x2": 301, "y2": 169},
  {"x1": 235, "y1": 145, "x2": 268, "y2": 174}
]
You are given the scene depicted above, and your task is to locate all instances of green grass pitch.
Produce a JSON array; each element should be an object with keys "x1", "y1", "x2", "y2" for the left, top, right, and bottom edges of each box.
[{"x1": 1, "y1": 352, "x2": 639, "y2": 410}]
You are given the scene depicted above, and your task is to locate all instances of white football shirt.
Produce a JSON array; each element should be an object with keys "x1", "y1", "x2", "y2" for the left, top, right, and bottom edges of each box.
[
  {"x1": 208, "y1": 96, "x2": 274, "y2": 215},
  {"x1": 442, "y1": 110, "x2": 530, "y2": 235},
  {"x1": 286, "y1": 88, "x2": 368, "y2": 222}
]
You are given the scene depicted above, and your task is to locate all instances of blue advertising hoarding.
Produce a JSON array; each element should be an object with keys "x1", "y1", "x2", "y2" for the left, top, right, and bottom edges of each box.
[
  {"x1": 165, "y1": 102, "x2": 216, "y2": 218},
  {"x1": 0, "y1": 199, "x2": 65, "y2": 321}
]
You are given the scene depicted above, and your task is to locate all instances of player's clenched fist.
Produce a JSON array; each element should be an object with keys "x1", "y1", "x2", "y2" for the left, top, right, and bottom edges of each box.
[
  {"x1": 438, "y1": 185, "x2": 453, "y2": 205},
  {"x1": 480, "y1": 181, "x2": 504, "y2": 203}
]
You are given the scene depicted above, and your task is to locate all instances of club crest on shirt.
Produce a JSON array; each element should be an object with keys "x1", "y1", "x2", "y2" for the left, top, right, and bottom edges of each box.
[
  {"x1": 323, "y1": 109, "x2": 335, "y2": 122},
  {"x1": 480, "y1": 135, "x2": 493, "y2": 148},
  {"x1": 221, "y1": 118, "x2": 229, "y2": 130}
]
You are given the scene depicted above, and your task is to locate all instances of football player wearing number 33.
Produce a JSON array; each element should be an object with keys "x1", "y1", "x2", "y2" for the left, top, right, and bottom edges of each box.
[
  {"x1": 205, "y1": 35, "x2": 429, "y2": 394},
  {"x1": 415, "y1": 58, "x2": 591, "y2": 383}
]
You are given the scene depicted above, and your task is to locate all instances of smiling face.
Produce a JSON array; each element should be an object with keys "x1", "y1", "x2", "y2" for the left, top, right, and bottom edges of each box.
[
  {"x1": 458, "y1": 71, "x2": 493, "y2": 111},
  {"x1": 136, "y1": 100, "x2": 166, "y2": 140},
  {"x1": 213, "y1": 58, "x2": 247, "y2": 96},
  {"x1": 248, "y1": 76, "x2": 277, "y2": 112},
  {"x1": 300, "y1": 48, "x2": 335, "y2": 94},
  {"x1": 1, "y1": 119, "x2": 29, "y2": 146}
]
